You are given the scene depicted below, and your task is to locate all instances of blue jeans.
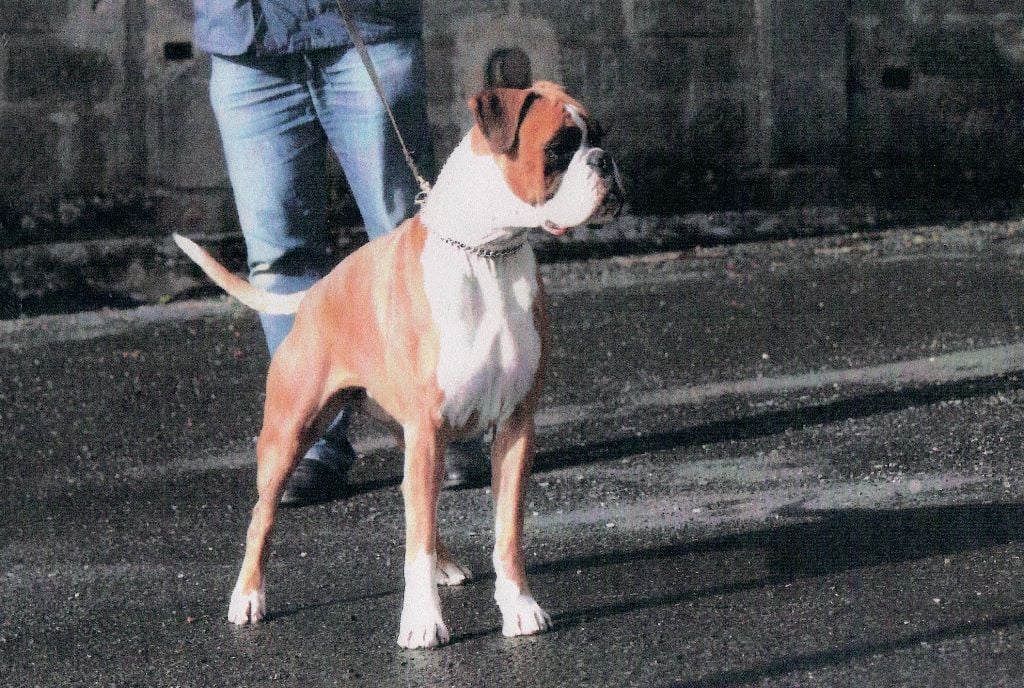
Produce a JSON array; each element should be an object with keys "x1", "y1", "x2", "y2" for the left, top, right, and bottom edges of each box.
[{"x1": 210, "y1": 39, "x2": 433, "y2": 461}]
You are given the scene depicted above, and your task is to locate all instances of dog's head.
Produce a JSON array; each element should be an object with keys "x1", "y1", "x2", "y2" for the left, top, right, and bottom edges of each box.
[{"x1": 468, "y1": 81, "x2": 624, "y2": 236}]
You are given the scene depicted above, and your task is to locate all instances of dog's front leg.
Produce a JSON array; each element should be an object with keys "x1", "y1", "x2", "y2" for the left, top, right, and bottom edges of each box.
[
  {"x1": 491, "y1": 410, "x2": 552, "y2": 637},
  {"x1": 397, "y1": 419, "x2": 450, "y2": 649}
]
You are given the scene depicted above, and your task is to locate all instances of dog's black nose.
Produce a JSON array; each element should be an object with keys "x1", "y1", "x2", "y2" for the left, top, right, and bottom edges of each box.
[{"x1": 586, "y1": 148, "x2": 615, "y2": 176}]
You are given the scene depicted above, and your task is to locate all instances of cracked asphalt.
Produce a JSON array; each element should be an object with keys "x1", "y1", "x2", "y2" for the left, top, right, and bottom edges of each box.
[{"x1": 4, "y1": 223, "x2": 1024, "y2": 687}]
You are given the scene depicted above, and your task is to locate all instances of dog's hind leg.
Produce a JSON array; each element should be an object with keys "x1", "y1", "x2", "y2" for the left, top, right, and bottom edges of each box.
[
  {"x1": 397, "y1": 419, "x2": 450, "y2": 648},
  {"x1": 490, "y1": 409, "x2": 552, "y2": 637},
  {"x1": 227, "y1": 352, "x2": 334, "y2": 625},
  {"x1": 435, "y1": 537, "x2": 473, "y2": 586}
]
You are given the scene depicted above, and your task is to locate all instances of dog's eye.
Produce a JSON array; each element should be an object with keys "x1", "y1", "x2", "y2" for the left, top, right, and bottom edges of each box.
[
  {"x1": 544, "y1": 128, "x2": 583, "y2": 173},
  {"x1": 544, "y1": 148, "x2": 577, "y2": 175},
  {"x1": 544, "y1": 145, "x2": 574, "y2": 171}
]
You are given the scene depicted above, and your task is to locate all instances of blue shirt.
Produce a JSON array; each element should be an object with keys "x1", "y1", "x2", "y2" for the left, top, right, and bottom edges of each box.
[{"x1": 193, "y1": 0, "x2": 422, "y2": 56}]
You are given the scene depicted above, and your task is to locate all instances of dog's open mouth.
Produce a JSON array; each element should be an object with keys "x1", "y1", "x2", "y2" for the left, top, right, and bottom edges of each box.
[
  {"x1": 543, "y1": 181, "x2": 625, "y2": 237},
  {"x1": 543, "y1": 220, "x2": 571, "y2": 236}
]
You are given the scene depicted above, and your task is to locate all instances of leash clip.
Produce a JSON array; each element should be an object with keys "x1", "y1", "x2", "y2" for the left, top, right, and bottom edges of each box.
[{"x1": 414, "y1": 176, "x2": 432, "y2": 206}]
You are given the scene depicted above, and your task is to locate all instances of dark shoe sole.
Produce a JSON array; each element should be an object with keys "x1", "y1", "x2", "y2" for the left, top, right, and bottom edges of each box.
[{"x1": 442, "y1": 466, "x2": 489, "y2": 490}]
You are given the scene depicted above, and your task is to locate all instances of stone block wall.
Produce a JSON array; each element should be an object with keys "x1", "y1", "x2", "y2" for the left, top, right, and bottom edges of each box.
[
  {"x1": 0, "y1": 0, "x2": 217, "y2": 245},
  {"x1": 848, "y1": 0, "x2": 1024, "y2": 205},
  {"x1": 2, "y1": 0, "x2": 1024, "y2": 244}
]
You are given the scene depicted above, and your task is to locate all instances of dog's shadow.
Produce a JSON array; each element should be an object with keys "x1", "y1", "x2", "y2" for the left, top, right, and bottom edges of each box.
[
  {"x1": 449, "y1": 500, "x2": 1024, "y2": 654},
  {"x1": 345, "y1": 370, "x2": 1024, "y2": 497}
]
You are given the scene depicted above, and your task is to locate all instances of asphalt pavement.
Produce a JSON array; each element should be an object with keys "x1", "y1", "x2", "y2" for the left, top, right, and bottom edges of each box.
[{"x1": 4, "y1": 223, "x2": 1024, "y2": 687}]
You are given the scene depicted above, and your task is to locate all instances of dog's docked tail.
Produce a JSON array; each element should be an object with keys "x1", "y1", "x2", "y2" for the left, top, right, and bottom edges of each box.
[{"x1": 172, "y1": 234, "x2": 305, "y2": 315}]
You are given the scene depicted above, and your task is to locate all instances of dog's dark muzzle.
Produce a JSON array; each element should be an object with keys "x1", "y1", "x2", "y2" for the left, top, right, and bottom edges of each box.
[{"x1": 586, "y1": 148, "x2": 626, "y2": 222}]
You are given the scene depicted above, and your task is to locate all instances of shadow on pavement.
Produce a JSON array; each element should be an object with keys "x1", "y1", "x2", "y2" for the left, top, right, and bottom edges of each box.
[
  {"x1": 447, "y1": 501, "x2": 1024, "y2": 646},
  {"x1": 531, "y1": 501, "x2": 1024, "y2": 679},
  {"x1": 660, "y1": 611, "x2": 1024, "y2": 688},
  {"x1": 266, "y1": 588, "x2": 398, "y2": 623},
  {"x1": 532, "y1": 502, "x2": 1024, "y2": 580},
  {"x1": 532, "y1": 371, "x2": 1024, "y2": 473},
  {"x1": 342, "y1": 369, "x2": 1024, "y2": 499}
]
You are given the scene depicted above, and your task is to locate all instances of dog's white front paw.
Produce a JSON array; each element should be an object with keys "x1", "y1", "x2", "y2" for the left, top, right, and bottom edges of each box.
[
  {"x1": 498, "y1": 593, "x2": 552, "y2": 637},
  {"x1": 436, "y1": 559, "x2": 473, "y2": 586},
  {"x1": 228, "y1": 584, "x2": 266, "y2": 625},
  {"x1": 398, "y1": 599, "x2": 450, "y2": 649},
  {"x1": 399, "y1": 551, "x2": 450, "y2": 649}
]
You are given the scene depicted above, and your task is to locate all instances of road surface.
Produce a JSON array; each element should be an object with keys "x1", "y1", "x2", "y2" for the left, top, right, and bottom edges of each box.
[{"x1": 4, "y1": 224, "x2": 1024, "y2": 686}]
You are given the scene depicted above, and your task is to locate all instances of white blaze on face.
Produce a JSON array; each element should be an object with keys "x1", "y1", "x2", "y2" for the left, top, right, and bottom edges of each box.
[{"x1": 535, "y1": 105, "x2": 608, "y2": 231}]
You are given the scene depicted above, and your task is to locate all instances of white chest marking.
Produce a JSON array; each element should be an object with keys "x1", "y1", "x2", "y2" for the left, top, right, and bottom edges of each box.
[{"x1": 421, "y1": 237, "x2": 541, "y2": 433}]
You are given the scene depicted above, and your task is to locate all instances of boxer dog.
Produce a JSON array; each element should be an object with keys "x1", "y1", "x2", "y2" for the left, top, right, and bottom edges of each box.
[{"x1": 174, "y1": 81, "x2": 623, "y2": 648}]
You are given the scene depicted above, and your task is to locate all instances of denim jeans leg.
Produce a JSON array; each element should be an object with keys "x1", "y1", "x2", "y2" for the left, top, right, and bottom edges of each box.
[
  {"x1": 310, "y1": 38, "x2": 435, "y2": 240},
  {"x1": 210, "y1": 53, "x2": 335, "y2": 354},
  {"x1": 210, "y1": 53, "x2": 352, "y2": 465}
]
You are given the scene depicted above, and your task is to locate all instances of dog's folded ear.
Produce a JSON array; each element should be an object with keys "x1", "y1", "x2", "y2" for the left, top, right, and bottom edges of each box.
[{"x1": 470, "y1": 88, "x2": 538, "y2": 156}]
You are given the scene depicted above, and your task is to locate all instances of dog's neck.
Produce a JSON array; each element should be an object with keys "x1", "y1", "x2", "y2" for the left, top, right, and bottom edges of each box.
[{"x1": 419, "y1": 133, "x2": 539, "y2": 251}]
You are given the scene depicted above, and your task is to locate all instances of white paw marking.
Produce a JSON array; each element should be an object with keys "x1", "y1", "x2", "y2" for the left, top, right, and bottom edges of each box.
[
  {"x1": 436, "y1": 559, "x2": 473, "y2": 586},
  {"x1": 227, "y1": 584, "x2": 266, "y2": 625},
  {"x1": 398, "y1": 551, "x2": 450, "y2": 649},
  {"x1": 398, "y1": 598, "x2": 451, "y2": 649},
  {"x1": 497, "y1": 592, "x2": 552, "y2": 637},
  {"x1": 493, "y1": 568, "x2": 552, "y2": 638}
]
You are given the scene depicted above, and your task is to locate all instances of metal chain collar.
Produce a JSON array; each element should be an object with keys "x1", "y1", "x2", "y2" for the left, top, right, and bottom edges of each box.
[{"x1": 436, "y1": 234, "x2": 526, "y2": 259}]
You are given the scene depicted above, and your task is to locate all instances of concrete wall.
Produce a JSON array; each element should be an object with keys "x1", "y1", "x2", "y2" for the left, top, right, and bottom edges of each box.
[
  {"x1": 0, "y1": 0, "x2": 219, "y2": 245},
  {"x1": 2, "y1": 0, "x2": 1024, "y2": 244},
  {"x1": 848, "y1": 1, "x2": 1024, "y2": 204}
]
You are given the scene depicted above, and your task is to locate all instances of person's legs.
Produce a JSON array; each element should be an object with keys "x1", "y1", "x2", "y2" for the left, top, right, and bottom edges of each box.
[
  {"x1": 309, "y1": 38, "x2": 435, "y2": 240},
  {"x1": 209, "y1": 53, "x2": 334, "y2": 351},
  {"x1": 209, "y1": 53, "x2": 354, "y2": 503}
]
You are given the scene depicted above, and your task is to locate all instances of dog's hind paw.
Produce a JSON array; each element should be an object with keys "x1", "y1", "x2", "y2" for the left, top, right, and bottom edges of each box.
[
  {"x1": 436, "y1": 559, "x2": 472, "y2": 586},
  {"x1": 498, "y1": 594, "x2": 552, "y2": 637},
  {"x1": 228, "y1": 585, "x2": 266, "y2": 625}
]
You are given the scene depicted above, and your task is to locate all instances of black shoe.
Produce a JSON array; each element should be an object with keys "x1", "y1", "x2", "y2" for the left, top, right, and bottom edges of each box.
[
  {"x1": 279, "y1": 440, "x2": 355, "y2": 508},
  {"x1": 443, "y1": 439, "x2": 489, "y2": 490}
]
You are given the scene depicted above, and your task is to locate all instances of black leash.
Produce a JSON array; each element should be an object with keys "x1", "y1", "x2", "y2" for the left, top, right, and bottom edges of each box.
[{"x1": 334, "y1": 0, "x2": 432, "y2": 205}]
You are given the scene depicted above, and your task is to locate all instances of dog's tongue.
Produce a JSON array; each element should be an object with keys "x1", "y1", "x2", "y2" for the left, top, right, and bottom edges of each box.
[{"x1": 543, "y1": 220, "x2": 570, "y2": 236}]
